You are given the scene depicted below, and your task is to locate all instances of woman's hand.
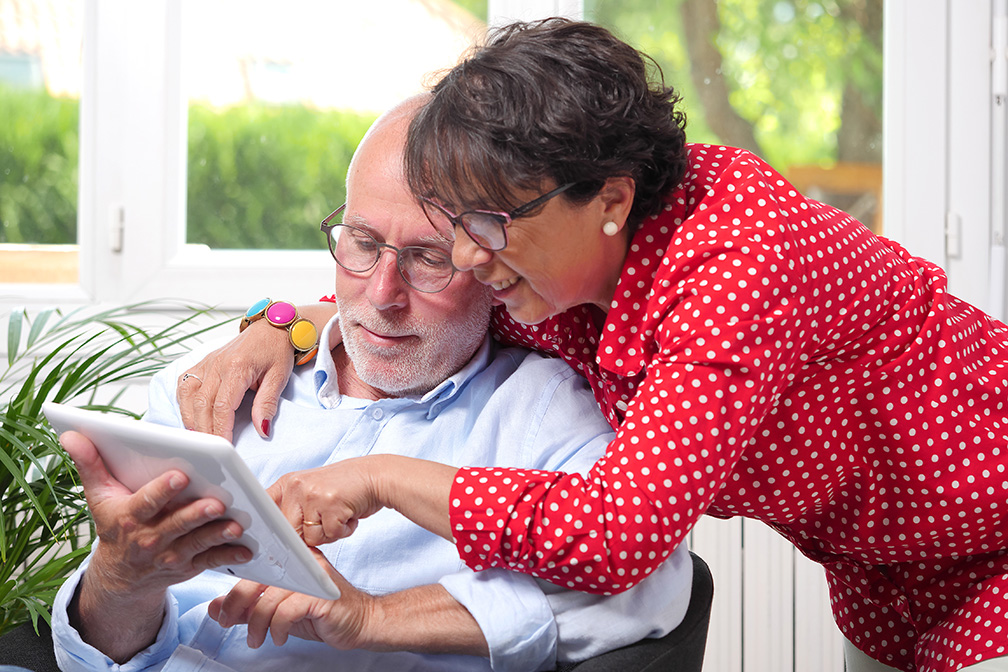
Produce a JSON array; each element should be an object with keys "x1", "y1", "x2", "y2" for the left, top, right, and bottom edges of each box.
[
  {"x1": 268, "y1": 455, "x2": 457, "y2": 547},
  {"x1": 208, "y1": 551, "x2": 372, "y2": 650},
  {"x1": 177, "y1": 324, "x2": 293, "y2": 442},
  {"x1": 177, "y1": 301, "x2": 339, "y2": 442},
  {"x1": 268, "y1": 458, "x2": 385, "y2": 547}
]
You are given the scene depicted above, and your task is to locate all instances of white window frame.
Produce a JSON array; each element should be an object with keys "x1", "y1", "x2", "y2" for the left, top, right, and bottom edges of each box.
[
  {"x1": 0, "y1": 0, "x2": 1001, "y2": 321},
  {"x1": 76, "y1": 0, "x2": 333, "y2": 311},
  {"x1": 885, "y1": 0, "x2": 1003, "y2": 320}
]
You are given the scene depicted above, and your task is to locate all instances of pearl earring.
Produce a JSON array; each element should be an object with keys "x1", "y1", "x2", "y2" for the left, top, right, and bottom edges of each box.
[{"x1": 602, "y1": 221, "x2": 619, "y2": 237}]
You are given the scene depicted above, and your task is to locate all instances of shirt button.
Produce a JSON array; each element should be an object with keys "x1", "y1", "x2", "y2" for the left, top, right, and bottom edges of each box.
[{"x1": 371, "y1": 408, "x2": 384, "y2": 420}]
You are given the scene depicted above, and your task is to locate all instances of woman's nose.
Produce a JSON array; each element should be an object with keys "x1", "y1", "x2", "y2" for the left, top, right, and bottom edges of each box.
[{"x1": 451, "y1": 230, "x2": 494, "y2": 271}]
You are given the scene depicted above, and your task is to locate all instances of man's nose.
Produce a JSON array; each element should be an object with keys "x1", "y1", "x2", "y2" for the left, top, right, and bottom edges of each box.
[
  {"x1": 451, "y1": 230, "x2": 494, "y2": 272},
  {"x1": 366, "y1": 250, "x2": 409, "y2": 310}
]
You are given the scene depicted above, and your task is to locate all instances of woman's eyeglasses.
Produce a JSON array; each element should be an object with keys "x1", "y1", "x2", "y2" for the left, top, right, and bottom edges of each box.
[{"x1": 420, "y1": 182, "x2": 576, "y2": 252}]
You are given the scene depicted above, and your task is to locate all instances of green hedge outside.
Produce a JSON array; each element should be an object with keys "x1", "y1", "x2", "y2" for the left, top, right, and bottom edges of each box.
[
  {"x1": 187, "y1": 104, "x2": 375, "y2": 250},
  {"x1": 0, "y1": 85, "x2": 79, "y2": 245},
  {"x1": 0, "y1": 86, "x2": 376, "y2": 249}
]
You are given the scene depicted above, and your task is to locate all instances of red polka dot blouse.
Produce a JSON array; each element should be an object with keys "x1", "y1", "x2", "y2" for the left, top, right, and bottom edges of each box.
[{"x1": 449, "y1": 145, "x2": 1008, "y2": 671}]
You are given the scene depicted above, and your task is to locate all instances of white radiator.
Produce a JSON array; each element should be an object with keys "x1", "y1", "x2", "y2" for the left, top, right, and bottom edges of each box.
[{"x1": 689, "y1": 516, "x2": 846, "y2": 672}]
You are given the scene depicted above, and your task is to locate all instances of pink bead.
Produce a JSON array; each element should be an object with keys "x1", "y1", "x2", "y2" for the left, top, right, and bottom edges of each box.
[{"x1": 266, "y1": 301, "x2": 296, "y2": 326}]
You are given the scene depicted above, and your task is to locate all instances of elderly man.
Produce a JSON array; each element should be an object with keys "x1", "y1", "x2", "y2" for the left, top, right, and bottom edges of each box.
[{"x1": 51, "y1": 97, "x2": 693, "y2": 672}]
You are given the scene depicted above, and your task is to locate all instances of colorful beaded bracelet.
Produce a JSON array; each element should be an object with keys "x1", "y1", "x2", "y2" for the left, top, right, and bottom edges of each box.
[{"x1": 240, "y1": 298, "x2": 319, "y2": 365}]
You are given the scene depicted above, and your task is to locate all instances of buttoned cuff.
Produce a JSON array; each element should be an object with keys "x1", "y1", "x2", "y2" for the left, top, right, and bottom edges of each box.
[{"x1": 51, "y1": 551, "x2": 179, "y2": 672}]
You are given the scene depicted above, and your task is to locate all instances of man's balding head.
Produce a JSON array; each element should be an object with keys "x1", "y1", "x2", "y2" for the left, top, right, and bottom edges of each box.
[{"x1": 331, "y1": 97, "x2": 493, "y2": 398}]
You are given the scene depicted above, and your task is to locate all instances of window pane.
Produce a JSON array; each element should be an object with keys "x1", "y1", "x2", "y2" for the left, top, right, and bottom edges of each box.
[
  {"x1": 586, "y1": 0, "x2": 883, "y2": 233},
  {"x1": 0, "y1": 0, "x2": 81, "y2": 283},
  {"x1": 183, "y1": 1, "x2": 485, "y2": 251}
]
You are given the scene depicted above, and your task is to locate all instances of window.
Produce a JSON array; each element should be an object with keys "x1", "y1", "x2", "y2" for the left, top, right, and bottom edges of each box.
[
  {"x1": 182, "y1": 1, "x2": 483, "y2": 252},
  {"x1": 76, "y1": 0, "x2": 484, "y2": 308},
  {"x1": 0, "y1": 0, "x2": 998, "y2": 319}
]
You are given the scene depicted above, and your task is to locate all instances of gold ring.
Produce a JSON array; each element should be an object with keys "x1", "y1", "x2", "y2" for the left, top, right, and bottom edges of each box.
[{"x1": 303, "y1": 520, "x2": 322, "y2": 526}]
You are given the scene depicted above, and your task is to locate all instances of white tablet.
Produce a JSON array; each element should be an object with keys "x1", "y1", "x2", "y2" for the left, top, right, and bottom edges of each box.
[{"x1": 43, "y1": 401, "x2": 341, "y2": 600}]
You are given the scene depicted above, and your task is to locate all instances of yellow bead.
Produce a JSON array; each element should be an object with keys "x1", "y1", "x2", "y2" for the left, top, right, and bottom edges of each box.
[{"x1": 289, "y1": 319, "x2": 318, "y2": 351}]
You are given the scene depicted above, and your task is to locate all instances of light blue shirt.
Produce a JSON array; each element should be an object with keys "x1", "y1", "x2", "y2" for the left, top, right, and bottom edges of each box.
[{"x1": 52, "y1": 316, "x2": 692, "y2": 672}]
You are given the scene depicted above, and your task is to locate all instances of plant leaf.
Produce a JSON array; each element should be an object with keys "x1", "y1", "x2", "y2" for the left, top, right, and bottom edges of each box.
[
  {"x1": 25, "y1": 308, "x2": 56, "y2": 350},
  {"x1": 7, "y1": 309, "x2": 23, "y2": 367},
  {"x1": 0, "y1": 300, "x2": 228, "y2": 636}
]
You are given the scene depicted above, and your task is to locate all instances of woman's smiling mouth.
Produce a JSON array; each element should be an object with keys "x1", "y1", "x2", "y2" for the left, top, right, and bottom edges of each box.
[{"x1": 490, "y1": 277, "x2": 519, "y2": 291}]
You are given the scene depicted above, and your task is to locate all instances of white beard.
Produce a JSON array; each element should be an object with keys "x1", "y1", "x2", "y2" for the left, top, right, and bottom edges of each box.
[{"x1": 335, "y1": 291, "x2": 493, "y2": 396}]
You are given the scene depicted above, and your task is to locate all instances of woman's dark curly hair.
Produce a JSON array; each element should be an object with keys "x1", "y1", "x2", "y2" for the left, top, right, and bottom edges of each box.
[{"x1": 405, "y1": 18, "x2": 689, "y2": 230}]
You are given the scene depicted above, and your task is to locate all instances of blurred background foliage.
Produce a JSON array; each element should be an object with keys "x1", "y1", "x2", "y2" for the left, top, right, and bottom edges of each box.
[
  {"x1": 585, "y1": 0, "x2": 883, "y2": 169},
  {"x1": 186, "y1": 104, "x2": 374, "y2": 250},
  {"x1": 0, "y1": 84, "x2": 79, "y2": 245},
  {"x1": 0, "y1": 0, "x2": 881, "y2": 249}
]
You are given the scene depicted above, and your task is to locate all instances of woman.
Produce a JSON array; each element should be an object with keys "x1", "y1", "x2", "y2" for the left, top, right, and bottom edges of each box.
[{"x1": 179, "y1": 19, "x2": 1008, "y2": 672}]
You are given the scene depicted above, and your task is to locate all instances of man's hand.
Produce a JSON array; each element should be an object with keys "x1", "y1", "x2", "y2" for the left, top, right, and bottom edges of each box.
[
  {"x1": 176, "y1": 302, "x2": 339, "y2": 442},
  {"x1": 208, "y1": 551, "x2": 489, "y2": 658},
  {"x1": 61, "y1": 431, "x2": 253, "y2": 662},
  {"x1": 208, "y1": 550, "x2": 372, "y2": 650}
]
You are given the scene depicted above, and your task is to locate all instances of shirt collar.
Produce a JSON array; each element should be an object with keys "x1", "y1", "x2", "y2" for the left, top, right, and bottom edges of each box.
[{"x1": 312, "y1": 313, "x2": 493, "y2": 419}]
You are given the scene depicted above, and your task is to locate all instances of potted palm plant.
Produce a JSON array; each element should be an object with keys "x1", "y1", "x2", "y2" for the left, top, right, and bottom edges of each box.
[{"x1": 0, "y1": 301, "x2": 228, "y2": 636}]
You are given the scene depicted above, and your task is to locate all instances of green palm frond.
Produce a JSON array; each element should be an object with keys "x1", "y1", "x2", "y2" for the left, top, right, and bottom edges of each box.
[{"x1": 0, "y1": 300, "x2": 231, "y2": 635}]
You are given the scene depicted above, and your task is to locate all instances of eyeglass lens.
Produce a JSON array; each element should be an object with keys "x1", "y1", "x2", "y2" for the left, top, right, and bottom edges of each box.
[
  {"x1": 421, "y1": 182, "x2": 576, "y2": 252},
  {"x1": 422, "y1": 203, "x2": 508, "y2": 251},
  {"x1": 329, "y1": 223, "x2": 454, "y2": 293}
]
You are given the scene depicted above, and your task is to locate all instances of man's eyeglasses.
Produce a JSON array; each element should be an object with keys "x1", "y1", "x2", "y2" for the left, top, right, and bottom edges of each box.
[
  {"x1": 320, "y1": 205, "x2": 456, "y2": 293},
  {"x1": 421, "y1": 182, "x2": 576, "y2": 252}
]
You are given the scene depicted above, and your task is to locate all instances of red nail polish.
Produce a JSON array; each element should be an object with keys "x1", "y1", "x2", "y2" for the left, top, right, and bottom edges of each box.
[{"x1": 261, "y1": 418, "x2": 271, "y2": 436}]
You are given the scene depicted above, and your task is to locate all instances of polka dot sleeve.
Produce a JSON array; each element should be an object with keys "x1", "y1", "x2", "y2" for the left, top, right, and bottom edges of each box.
[{"x1": 451, "y1": 147, "x2": 815, "y2": 592}]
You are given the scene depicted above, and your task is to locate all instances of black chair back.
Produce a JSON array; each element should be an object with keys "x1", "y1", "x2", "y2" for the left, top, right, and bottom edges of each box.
[
  {"x1": 0, "y1": 621, "x2": 59, "y2": 672},
  {"x1": 559, "y1": 550, "x2": 714, "y2": 672}
]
